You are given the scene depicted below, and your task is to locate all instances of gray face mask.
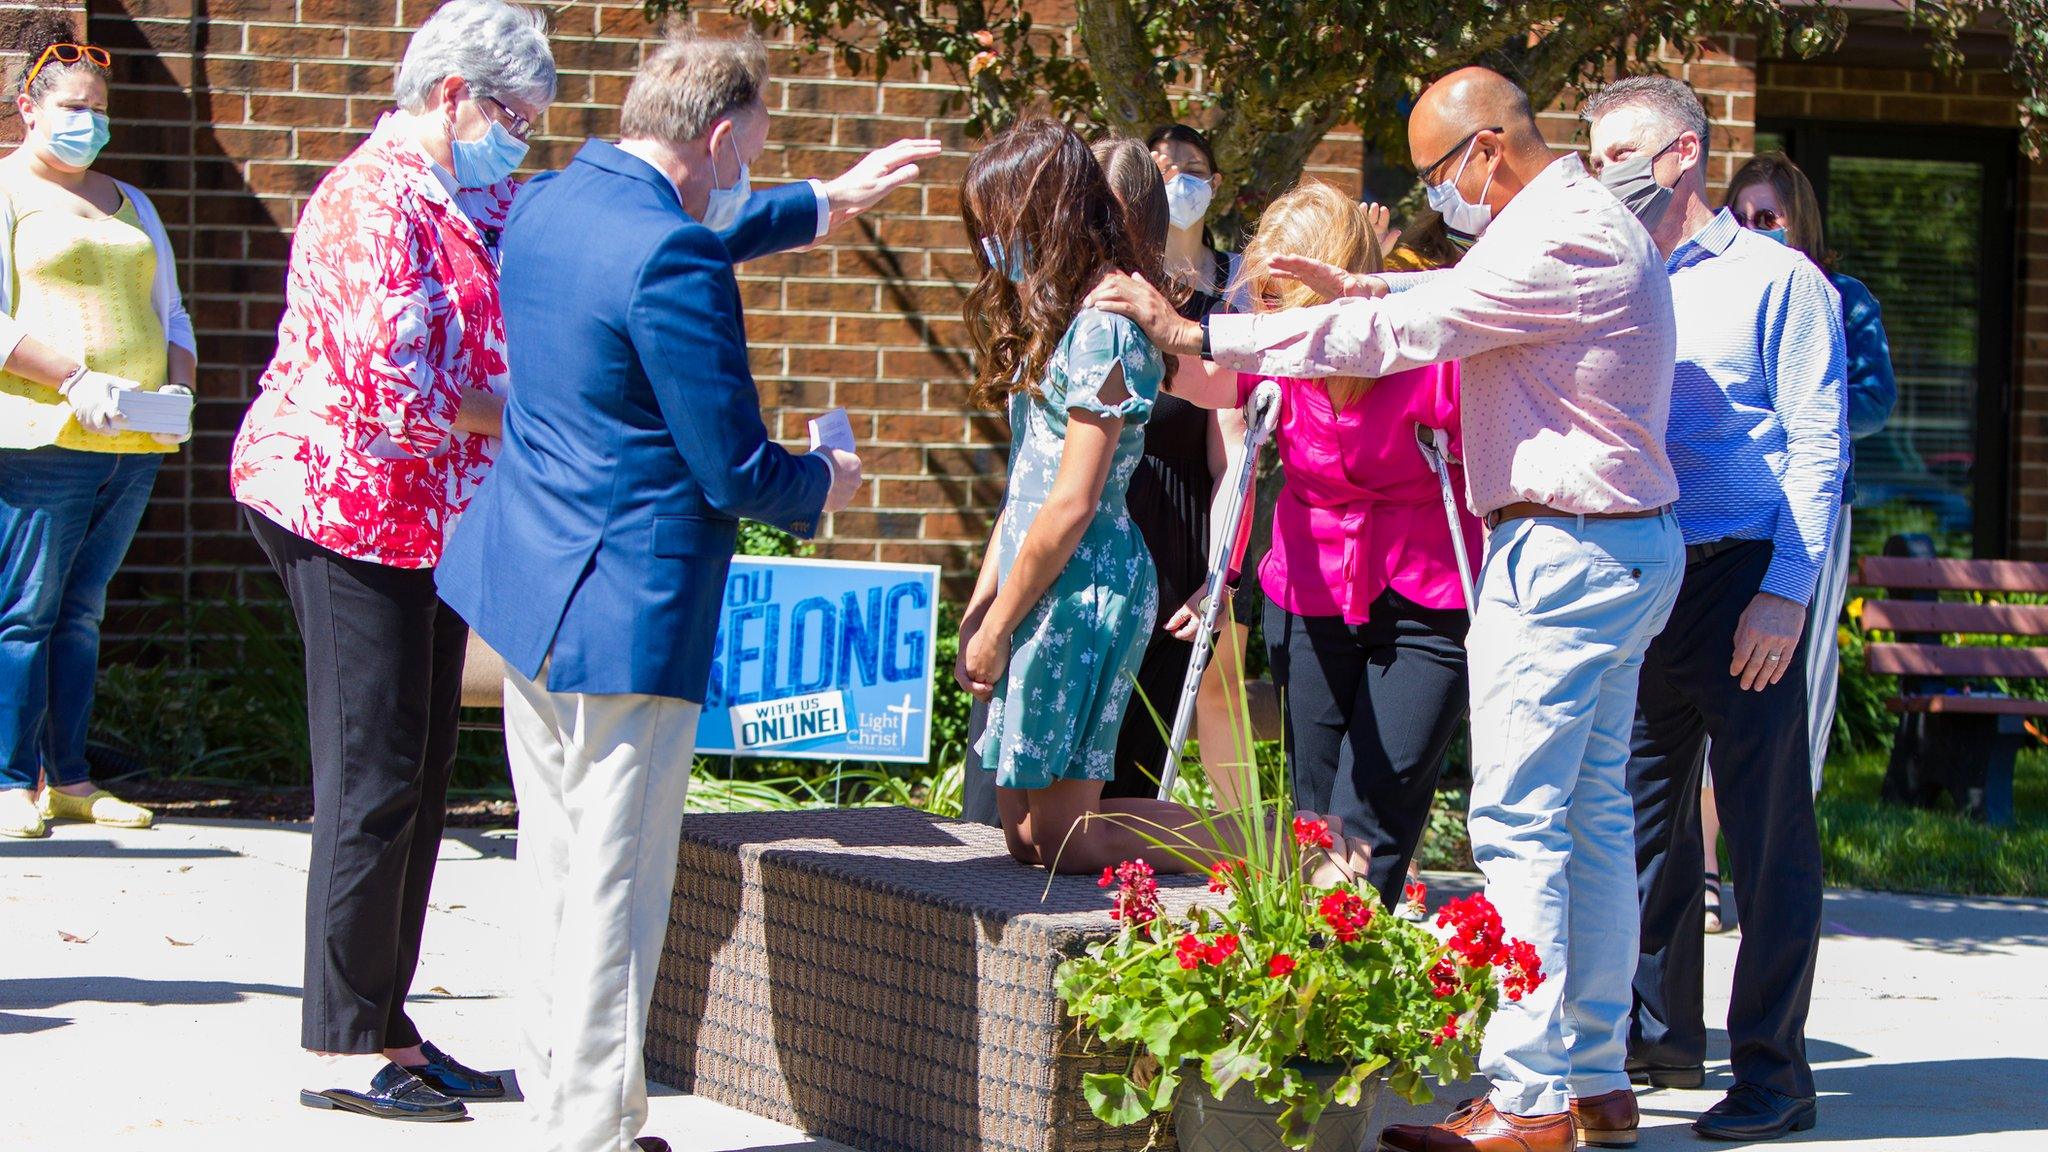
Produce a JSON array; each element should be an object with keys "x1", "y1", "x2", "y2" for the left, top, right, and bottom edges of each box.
[{"x1": 1599, "y1": 136, "x2": 1681, "y2": 231}]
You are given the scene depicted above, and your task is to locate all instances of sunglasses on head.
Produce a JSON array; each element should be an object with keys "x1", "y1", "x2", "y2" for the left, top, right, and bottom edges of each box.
[{"x1": 24, "y1": 43, "x2": 111, "y2": 94}]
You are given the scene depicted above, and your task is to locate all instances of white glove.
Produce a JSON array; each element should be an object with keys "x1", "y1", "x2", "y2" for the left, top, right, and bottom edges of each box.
[
  {"x1": 62, "y1": 370, "x2": 141, "y2": 436},
  {"x1": 150, "y1": 384, "x2": 194, "y2": 446}
]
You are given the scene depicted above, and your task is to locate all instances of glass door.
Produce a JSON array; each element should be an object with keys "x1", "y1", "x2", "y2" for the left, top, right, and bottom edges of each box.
[{"x1": 1762, "y1": 122, "x2": 2019, "y2": 557}]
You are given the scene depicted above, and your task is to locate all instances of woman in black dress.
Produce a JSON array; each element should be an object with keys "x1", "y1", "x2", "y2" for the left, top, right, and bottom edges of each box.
[{"x1": 1098, "y1": 128, "x2": 1257, "y2": 807}]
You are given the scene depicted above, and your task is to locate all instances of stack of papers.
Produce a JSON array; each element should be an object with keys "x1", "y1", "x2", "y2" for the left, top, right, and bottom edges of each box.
[
  {"x1": 111, "y1": 388, "x2": 194, "y2": 436},
  {"x1": 808, "y1": 408, "x2": 856, "y2": 453}
]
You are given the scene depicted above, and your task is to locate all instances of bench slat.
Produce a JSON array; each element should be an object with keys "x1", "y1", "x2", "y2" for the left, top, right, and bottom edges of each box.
[
  {"x1": 1860, "y1": 600, "x2": 2048, "y2": 636},
  {"x1": 1866, "y1": 642, "x2": 2048, "y2": 678},
  {"x1": 1858, "y1": 555, "x2": 2048, "y2": 593},
  {"x1": 1887, "y1": 695, "x2": 2048, "y2": 717}
]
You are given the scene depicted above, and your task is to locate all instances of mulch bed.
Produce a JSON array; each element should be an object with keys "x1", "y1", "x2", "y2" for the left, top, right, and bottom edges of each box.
[{"x1": 112, "y1": 777, "x2": 517, "y2": 828}]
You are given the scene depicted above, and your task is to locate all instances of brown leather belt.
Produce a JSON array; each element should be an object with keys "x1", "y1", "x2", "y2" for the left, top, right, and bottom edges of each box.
[{"x1": 1483, "y1": 500, "x2": 1668, "y2": 530}]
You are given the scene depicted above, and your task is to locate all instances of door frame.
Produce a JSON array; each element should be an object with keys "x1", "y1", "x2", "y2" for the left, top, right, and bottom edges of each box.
[{"x1": 1760, "y1": 118, "x2": 2021, "y2": 558}]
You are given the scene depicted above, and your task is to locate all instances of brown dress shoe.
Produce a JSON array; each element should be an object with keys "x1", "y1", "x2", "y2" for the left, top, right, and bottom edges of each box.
[
  {"x1": 1571, "y1": 1089, "x2": 1639, "y2": 1148},
  {"x1": 1379, "y1": 1096, "x2": 1579, "y2": 1152}
]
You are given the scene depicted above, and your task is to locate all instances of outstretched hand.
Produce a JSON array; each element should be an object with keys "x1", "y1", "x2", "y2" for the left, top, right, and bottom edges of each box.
[
  {"x1": 822, "y1": 138, "x2": 944, "y2": 231},
  {"x1": 1266, "y1": 254, "x2": 1387, "y2": 301},
  {"x1": 1082, "y1": 272, "x2": 1204, "y2": 355},
  {"x1": 1361, "y1": 201, "x2": 1401, "y2": 254}
]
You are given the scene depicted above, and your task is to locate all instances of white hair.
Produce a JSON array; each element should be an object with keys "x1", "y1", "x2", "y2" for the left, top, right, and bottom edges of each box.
[
  {"x1": 394, "y1": 0, "x2": 556, "y2": 113},
  {"x1": 1583, "y1": 74, "x2": 1711, "y2": 164}
]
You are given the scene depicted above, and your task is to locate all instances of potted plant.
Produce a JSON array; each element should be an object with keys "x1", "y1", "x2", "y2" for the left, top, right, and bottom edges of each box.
[{"x1": 1054, "y1": 814, "x2": 1543, "y2": 1152}]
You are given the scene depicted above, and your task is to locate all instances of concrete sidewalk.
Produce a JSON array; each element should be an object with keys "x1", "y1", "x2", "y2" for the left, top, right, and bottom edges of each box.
[{"x1": 3, "y1": 818, "x2": 2044, "y2": 1151}]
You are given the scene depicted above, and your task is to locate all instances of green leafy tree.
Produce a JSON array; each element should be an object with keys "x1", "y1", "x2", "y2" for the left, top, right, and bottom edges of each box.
[{"x1": 664, "y1": 1, "x2": 2043, "y2": 234}]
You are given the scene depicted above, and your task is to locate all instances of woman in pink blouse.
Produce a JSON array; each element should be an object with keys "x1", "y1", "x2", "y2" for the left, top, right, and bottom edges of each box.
[
  {"x1": 1172, "y1": 182, "x2": 1482, "y2": 909},
  {"x1": 227, "y1": 0, "x2": 552, "y2": 1122}
]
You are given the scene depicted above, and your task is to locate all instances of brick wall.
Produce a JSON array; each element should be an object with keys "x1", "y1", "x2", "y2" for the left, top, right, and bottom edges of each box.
[
  {"x1": 80, "y1": 0, "x2": 1372, "y2": 644},
  {"x1": 75, "y1": 0, "x2": 2040, "y2": 648},
  {"x1": 1759, "y1": 58, "x2": 2047, "y2": 559}
]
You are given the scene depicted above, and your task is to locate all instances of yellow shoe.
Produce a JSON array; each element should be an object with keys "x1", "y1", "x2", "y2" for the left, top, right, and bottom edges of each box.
[
  {"x1": 39, "y1": 787, "x2": 153, "y2": 829},
  {"x1": 0, "y1": 788, "x2": 46, "y2": 838}
]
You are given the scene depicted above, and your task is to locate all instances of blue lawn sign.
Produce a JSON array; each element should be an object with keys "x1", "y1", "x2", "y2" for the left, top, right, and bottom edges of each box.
[{"x1": 697, "y1": 556, "x2": 940, "y2": 764}]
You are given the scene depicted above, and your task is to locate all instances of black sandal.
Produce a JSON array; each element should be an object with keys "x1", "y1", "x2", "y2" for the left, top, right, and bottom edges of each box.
[{"x1": 1704, "y1": 870, "x2": 1728, "y2": 934}]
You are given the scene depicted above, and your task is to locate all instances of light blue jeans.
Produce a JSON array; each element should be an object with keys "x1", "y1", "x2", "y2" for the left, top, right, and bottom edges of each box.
[
  {"x1": 0, "y1": 447, "x2": 161, "y2": 790},
  {"x1": 1465, "y1": 512, "x2": 1683, "y2": 1117}
]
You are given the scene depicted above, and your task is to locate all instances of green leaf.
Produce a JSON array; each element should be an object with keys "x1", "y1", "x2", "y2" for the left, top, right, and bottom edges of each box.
[
  {"x1": 1146, "y1": 1064, "x2": 1183, "y2": 1111},
  {"x1": 1331, "y1": 1056, "x2": 1388, "y2": 1106},
  {"x1": 1207, "y1": 1038, "x2": 1270, "y2": 1096},
  {"x1": 1082, "y1": 1072, "x2": 1153, "y2": 1128}
]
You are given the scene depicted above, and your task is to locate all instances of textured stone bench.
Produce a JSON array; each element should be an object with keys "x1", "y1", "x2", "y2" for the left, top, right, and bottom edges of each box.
[{"x1": 648, "y1": 806, "x2": 1215, "y2": 1152}]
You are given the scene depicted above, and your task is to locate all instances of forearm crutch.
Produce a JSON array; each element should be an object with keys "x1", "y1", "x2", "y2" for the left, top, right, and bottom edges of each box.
[
  {"x1": 1156, "y1": 380, "x2": 1283, "y2": 801},
  {"x1": 1414, "y1": 423, "x2": 1476, "y2": 619}
]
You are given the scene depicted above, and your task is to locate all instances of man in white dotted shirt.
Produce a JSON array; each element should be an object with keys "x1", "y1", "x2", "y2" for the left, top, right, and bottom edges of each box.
[{"x1": 1090, "y1": 68, "x2": 1684, "y2": 1152}]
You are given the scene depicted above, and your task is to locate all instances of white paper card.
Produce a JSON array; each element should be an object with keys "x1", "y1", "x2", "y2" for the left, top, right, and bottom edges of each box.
[
  {"x1": 808, "y1": 408, "x2": 856, "y2": 453},
  {"x1": 111, "y1": 389, "x2": 194, "y2": 436}
]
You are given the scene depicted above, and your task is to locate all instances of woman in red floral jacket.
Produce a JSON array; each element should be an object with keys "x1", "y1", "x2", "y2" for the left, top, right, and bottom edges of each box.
[{"x1": 228, "y1": 0, "x2": 552, "y2": 1123}]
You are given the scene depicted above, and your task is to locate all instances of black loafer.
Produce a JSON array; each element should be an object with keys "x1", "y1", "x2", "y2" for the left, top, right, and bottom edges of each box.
[
  {"x1": 404, "y1": 1041, "x2": 505, "y2": 1100},
  {"x1": 636, "y1": 1140, "x2": 671, "y2": 1152},
  {"x1": 1694, "y1": 1083, "x2": 1816, "y2": 1141},
  {"x1": 299, "y1": 1061, "x2": 469, "y2": 1122},
  {"x1": 1626, "y1": 1059, "x2": 1705, "y2": 1089}
]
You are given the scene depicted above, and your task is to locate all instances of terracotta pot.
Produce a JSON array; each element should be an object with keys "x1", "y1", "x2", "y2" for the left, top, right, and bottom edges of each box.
[{"x1": 1174, "y1": 1062, "x2": 1385, "y2": 1152}]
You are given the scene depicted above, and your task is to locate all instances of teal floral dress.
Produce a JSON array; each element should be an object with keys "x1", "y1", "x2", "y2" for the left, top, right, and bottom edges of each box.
[{"x1": 977, "y1": 309, "x2": 1165, "y2": 790}]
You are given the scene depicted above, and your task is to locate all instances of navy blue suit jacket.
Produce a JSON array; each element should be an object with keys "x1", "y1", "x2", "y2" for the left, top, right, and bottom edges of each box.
[{"x1": 437, "y1": 140, "x2": 830, "y2": 701}]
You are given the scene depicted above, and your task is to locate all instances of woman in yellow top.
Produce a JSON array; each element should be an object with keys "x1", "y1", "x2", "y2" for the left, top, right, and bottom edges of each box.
[{"x1": 0, "y1": 14, "x2": 196, "y2": 838}]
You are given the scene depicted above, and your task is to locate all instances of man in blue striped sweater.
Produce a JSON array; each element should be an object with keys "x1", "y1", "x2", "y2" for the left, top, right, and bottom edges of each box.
[{"x1": 1585, "y1": 77, "x2": 1846, "y2": 1144}]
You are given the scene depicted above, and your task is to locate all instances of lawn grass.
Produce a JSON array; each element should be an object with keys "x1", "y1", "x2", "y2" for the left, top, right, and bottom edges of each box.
[{"x1": 1813, "y1": 748, "x2": 2048, "y2": 898}]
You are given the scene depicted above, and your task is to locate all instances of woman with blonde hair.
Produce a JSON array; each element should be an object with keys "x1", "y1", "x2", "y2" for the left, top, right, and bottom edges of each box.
[{"x1": 1156, "y1": 180, "x2": 1481, "y2": 908}]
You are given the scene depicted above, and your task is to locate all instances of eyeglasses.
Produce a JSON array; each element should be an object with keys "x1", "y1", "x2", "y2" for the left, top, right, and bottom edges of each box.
[
  {"x1": 1418, "y1": 126, "x2": 1503, "y2": 185},
  {"x1": 1734, "y1": 207, "x2": 1785, "y2": 232},
  {"x1": 23, "y1": 43, "x2": 111, "y2": 94},
  {"x1": 480, "y1": 95, "x2": 533, "y2": 143}
]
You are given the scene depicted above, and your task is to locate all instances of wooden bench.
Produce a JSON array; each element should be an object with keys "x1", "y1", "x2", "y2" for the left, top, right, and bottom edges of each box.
[
  {"x1": 648, "y1": 806, "x2": 1216, "y2": 1152},
  {"x1": 1858, "y1": 551, "x2": 2048, "y2": 825}
]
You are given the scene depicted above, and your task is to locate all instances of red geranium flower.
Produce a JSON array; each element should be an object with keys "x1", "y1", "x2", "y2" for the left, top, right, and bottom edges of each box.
[
  {"x1": 1429, "y1": 956, "x2": 1461, "y2": 999},
  {"x1": 1437, "y1": 893, "x2": 1507, "y2": 967},
  {"x1": 1268, "y1": 953, "x2": 1296, "y2": 978},
  {"x1": 1102, "y1": 859, "x2": 1161, "y2": 928},
  {"x1": 1318, "y1": 890, "x2": 1374, "y2": 943},
  {"x1": 1403, "y1": 879, "x2": 1428, "y2": 908},
  {"x1": 1500, "y1": 938, "x2": 1546, "y2": 1001},
  {"x1": 1432, "y1": 1012, "x2": 1461, "y2": 1047},
  {"x1": 1202, "y1": 933, "x2": 1241, "y2": 965},
  {"x1": 1208, "y1": 860, "x2": 1240, "y2": 894},
  {"x1": 1292, "y1": 816, "x2": 1335, "y2": 852},
  {"x1": 1175, "y1": 933, "x2": 1204, "y2": 970}
]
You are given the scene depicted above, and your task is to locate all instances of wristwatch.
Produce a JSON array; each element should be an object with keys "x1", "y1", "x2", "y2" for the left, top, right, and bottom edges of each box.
[{"x1": 1199, "y1": 315, "x2": 1213, "y2": 361}]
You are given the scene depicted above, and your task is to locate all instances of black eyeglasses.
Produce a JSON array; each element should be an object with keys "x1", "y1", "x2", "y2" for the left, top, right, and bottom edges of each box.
[
  {"x1": 1418, "y1": 126, "x2": 1503, "y2": 185},
  {"x1": 1734, "y1": 207, "x2": 1785, "y2": 232},
  {"x1": 480, "y1": 95, "x2": 533, "y2": 143}
]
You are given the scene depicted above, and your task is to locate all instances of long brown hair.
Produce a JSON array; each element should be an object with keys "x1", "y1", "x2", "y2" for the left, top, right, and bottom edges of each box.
[
  {"x1": 1725, "y1": 151, "x2": 1831, "y2": 269},
  {"x1": 1236, "y1": 180, "x2": 1382, "y2": 408},
  {"x1": 961, "y1": 119, "x2": 1145, "y2": 410},
  {"x1": 1090, "y1": 135, "x2": 1183, "y2": 309}
]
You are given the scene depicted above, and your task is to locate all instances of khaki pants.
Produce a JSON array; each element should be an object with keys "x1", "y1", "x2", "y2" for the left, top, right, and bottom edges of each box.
[{"x1": 504, "y1": 659, "x2": 699, "y2": 1152}]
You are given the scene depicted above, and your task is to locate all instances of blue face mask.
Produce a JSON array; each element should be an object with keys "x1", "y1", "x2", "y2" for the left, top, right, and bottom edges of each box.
[
  {"x1": 43, "y1": 108, "x2": 109, "y2": 169},
  {"x1": 980, "y1": 237, "x2": 1028, "y2": 284},
  {"x1": 1758, "y1": 227, "x2": 1788, "y2": 246},
  {"x1": 450, "y1": 106, "x2": 528, "y2": 188},
  {"x1": 701, "y1": 133, "x2": 752, "y2": 231}
]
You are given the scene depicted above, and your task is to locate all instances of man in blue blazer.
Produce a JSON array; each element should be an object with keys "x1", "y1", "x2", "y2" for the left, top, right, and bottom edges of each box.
[{"x1": 435, "y1": 34, "x2": 934, "y2": 1152}]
